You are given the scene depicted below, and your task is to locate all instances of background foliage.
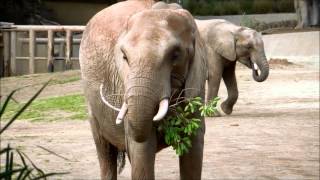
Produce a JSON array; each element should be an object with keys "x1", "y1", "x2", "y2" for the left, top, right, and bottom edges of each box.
[{"x1": 180, "y1": 0, "x2": 294, "y2": 15}]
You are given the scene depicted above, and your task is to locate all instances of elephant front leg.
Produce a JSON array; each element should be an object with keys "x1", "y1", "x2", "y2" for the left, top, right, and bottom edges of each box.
[
  {"x1": 207, "y1": 66, "x2": 223, "y2": 117},
  {"x1": 179, "y1": 125, "x2": 204, "y2": 180},
  {"x1": 221, "y1": 63, "x2": 238, "y2": 115},
  {"x1": 126, "y1": 129, "x2": 157, "y2": 180},
  {"x1": 89, "y1": 116, "x2": 118, "y2": 180},
  {"x1": 207, "y1": 67, "x2": 223, "y2": 102}
]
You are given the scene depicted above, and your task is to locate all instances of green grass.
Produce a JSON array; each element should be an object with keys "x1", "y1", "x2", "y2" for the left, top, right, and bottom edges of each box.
[
  {"x1": 50, "y1": 76, "x2": 81, "y2": 85},
  {"x1": 13, "y1": 71, "x2": 81, "y2": 85},
  {"x1": 2, "y1": 94, "x2": 88, "y2": 122}
]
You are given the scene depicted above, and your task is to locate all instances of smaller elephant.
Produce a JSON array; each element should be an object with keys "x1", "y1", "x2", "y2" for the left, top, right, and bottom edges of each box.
[{"x1": 196, "y1": 19, "x2": 269, "y2": 115}]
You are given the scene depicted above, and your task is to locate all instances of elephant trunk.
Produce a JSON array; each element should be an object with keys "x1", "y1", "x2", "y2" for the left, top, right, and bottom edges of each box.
[
  {"x1": 127, "y1": 94, "x2": 156, "y2": 142},
  {"x1": 125, "y1": 77, "x2": 170, "y2": 143},
  {"x1": 251, "y1": 52, "x2": 269, "y2": 82}
]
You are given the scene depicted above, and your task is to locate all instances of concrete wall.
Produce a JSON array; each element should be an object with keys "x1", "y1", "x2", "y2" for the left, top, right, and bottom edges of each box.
[
  {"x1": 263, "y1": 31, "x2": 320, "y2": 66},
  {"x1": 197, "y1": 13, "x2": 297, "y2": 25}
]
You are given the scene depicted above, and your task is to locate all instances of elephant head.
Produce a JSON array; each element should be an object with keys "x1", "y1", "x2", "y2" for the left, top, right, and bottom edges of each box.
[
  {"x1": 101, "y1": 8, "x2": 206, "y2": 143},
  {"x1": 215, "y1": 26, "x2": 269, "y2": 82}
]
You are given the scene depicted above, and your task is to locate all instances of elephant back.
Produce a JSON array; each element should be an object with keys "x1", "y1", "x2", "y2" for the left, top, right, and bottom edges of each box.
[{"x1": 79, "y1": 0, "x2": 154, "y2": 83}]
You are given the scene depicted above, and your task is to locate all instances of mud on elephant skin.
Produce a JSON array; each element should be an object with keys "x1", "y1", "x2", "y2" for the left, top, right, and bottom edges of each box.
[
  {"x1": 196, "y1": 19, "x2": 269, "y2": 116},
  {"x1": 79, "y1": 1, "x2": 207, "y2": 179}
]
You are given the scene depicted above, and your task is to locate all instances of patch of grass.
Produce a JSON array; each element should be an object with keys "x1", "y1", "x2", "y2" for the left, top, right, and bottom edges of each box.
[
  {"x1": 240, "y1": 15, "x2": 297, "y2": 32},
  {"x1": 50, "y1": 76, "x2": 81, "y2": 85},
  {"x1": 2, "y1": 94, "x2": 88, "y2": 121},
  {"x1": 240, "y1": 15, "x2": 262, "y2": 28}
]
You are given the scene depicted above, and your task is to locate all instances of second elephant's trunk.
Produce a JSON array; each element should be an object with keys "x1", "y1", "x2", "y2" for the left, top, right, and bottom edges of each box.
[{"x1": 251, "y1": 53, "x2": 269, "y2": 82}]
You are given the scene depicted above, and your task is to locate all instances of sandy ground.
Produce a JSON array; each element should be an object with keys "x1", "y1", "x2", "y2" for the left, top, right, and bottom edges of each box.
[{"x1": 1, "y1": 60, "x2": 319, "y2": 179}]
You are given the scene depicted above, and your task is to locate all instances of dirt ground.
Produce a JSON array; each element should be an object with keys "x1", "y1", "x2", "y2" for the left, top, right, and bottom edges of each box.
[{"x1": 1, "y1": 59, "x2": 319, "y2": 179}]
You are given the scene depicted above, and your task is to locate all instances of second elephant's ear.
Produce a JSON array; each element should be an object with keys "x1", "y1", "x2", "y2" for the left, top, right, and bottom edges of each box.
[{"x1": 214, "y1": 30, "x2": 236, "y2": 61}]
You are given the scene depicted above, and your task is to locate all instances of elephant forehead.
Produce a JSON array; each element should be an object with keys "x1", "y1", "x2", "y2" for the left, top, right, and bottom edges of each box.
[
  {"x1": 129, "y1": 10, "x2": 193, "y2": 37},
  {"x1": 126, "y1": 25, "x2": 172, "y2": 47}
]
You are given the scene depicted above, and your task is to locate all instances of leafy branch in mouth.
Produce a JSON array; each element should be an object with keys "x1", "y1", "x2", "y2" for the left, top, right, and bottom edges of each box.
[{"x1": 158, "y1": 96, "x2": 220, "y2": 156}]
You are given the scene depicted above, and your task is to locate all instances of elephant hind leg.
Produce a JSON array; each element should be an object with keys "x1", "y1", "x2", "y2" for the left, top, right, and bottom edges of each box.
[{"x1": 90, "y1": 116, "x2": 118, "y2": 180}]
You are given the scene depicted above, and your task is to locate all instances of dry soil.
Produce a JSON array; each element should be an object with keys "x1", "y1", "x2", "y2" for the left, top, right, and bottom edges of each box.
[{"x1": 1, "y1": 60, "x2": 319, "y2": 179}]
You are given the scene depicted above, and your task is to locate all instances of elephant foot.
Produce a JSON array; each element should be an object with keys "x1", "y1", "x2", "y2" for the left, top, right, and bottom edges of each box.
[{"x1": 220, "y1": 101, "x2": 233, "y2": 115}]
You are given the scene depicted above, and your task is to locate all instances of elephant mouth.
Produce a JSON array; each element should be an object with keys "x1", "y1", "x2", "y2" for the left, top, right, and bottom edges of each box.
[{"x1": 99, "y1": 83, "x2": 169, "y2": 124}]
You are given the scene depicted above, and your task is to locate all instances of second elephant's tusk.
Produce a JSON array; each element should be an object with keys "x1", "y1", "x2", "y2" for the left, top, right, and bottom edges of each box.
[
  {"x1": 153, "y1": 98, "x2": 169, "y2": 121},
  {"x1": 116, "y1": 103, "x2": 128, "y2": 124},
  {"x1": 99, "y1": 84, "x2": 121, "y2": 112},
  {"x1": 253, "y1": 63, "x2": 259, "y2": 70}
]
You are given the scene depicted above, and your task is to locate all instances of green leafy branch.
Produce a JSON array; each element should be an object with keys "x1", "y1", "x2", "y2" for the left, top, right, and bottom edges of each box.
[
  {"x1": 158, "y1": 96, "x2": 220, "y2": 156},
  {"x1": 200, "y1": 96, "x2": 220, "y2": 117}
]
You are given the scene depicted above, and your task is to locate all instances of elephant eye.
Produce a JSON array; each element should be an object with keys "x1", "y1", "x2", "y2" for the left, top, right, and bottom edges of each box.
[
  {"x1": 123, "y1": 54, "x2": 128, "y2": 62},
  {"x1": 172, "y1": 51, "x2": 180, "y2": 61},
  {"x1": 170, "y1": 48, "x2": 181, "y2": 65},
  {"x1": 121, "y1": 48, "x2": 129, "y2": 63}
]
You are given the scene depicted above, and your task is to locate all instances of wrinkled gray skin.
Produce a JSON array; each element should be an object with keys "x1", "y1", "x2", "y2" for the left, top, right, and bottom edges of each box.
[
  {"x1": 196, "y1": 19, "x2": 269, "y2": 115},
  {"x1": 79, "y1": 1, "x2": 207, "y2": 179}
]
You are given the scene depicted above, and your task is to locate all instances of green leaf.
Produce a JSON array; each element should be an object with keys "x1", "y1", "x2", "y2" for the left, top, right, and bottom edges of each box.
[
  {"x1": 193, "y1": 101, "x2": 202, "y2": 106},
  {"x1": 0, "y1": 90, "x2": 18, "y2": 118},
  {"x1": 158, "y1": 96, "x2": 204, "y2": 156},
  {"x1": 184, "y1": 138, "x2": 192, "y2": 147},
  {"x1": 184, "y1": 105, "x2": 189, "y2": 112}
]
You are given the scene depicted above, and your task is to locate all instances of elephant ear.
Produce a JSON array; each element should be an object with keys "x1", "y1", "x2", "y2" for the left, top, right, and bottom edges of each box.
[
  {"x1": 184, "y1": 31, "x2": 207, "y2": 99},
  {"x1": 213, "y1": 28, "x2": 236, "y2": 61},
  {"x1": 176, "y1": 9, "x2": 207, "y2": 99}
]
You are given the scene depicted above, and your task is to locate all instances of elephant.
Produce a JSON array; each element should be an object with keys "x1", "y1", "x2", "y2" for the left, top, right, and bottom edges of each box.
[
  {"x1": 79, "y1": 1, "x2": 207, "y2": 179},
  {"x1": 195, "y1": 19, "x2": 269, "y2": 115}
]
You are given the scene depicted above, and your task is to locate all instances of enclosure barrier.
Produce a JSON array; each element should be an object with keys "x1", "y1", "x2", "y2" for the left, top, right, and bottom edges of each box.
[{"x1": 1, "y1": 25, "x2": 85, "y2": 76}]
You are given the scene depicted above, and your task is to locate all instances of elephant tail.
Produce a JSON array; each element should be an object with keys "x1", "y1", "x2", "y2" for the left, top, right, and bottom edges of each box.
[{"x1": 117, "y1": 150, "x2": 126, "y2": 174}]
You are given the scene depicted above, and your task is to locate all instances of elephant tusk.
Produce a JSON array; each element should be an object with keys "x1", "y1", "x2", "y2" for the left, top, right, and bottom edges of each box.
[
  {"x1": 99, "y1": 84, "x2": 121, "y2": 112},
  {"x1": 253, "y1": 63, "x2": 259, "y2": 70},
  {"x1": 153, "y1": 98, "x2": 169, "y2": 121},
  {"x1": 116, "y1": 103, "x2": 128, "y2": 124}
]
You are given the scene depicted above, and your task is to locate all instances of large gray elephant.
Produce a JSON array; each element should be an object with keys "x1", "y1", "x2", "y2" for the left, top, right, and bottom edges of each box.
[
  {"x1": 79, "y1": 1, "x2": 207, "y2": 179},
  {"x1": 196, "y1": 19, "x2": 269, "y2": 115}
]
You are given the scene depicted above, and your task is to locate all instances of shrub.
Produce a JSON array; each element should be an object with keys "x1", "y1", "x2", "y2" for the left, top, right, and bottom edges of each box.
[
  {"x1": 182, "y1": 0, "x2": 294, "y2": 16},
  {"x1": 252, "y1": 0, "x2": 274, "y2": 14}
]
